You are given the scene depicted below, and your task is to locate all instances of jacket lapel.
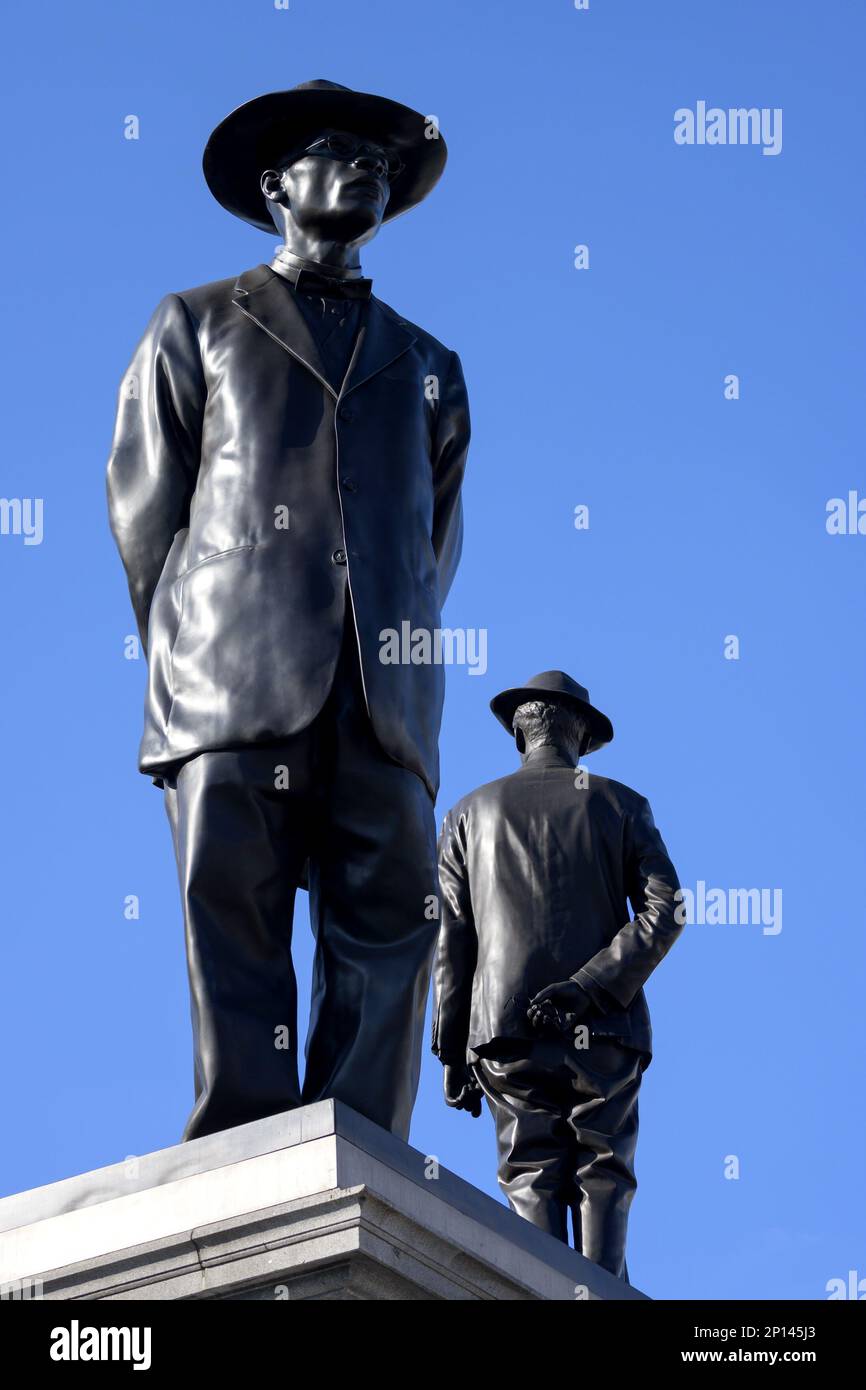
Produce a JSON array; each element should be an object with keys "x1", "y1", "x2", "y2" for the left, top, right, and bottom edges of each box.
[
  {"x1": 232, "y1": 264, "x2": 335, "y2": 398},
  {"x1": 232, "y1": 265, "x2": 418, "y2": 402},
  {"x1": 341, "y1": 298, "x2": 417, "y2": 400}
]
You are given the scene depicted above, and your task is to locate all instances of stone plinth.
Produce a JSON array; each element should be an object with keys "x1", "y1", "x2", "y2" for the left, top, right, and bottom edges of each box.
[{"x1": 0, "y1": 1102, "x2": 648, "y2": 1301}]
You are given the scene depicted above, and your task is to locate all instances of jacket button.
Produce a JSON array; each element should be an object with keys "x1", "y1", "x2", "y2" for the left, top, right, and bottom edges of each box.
[
  {"x1": 338, "y1": 405, "x2": 354, "y2": 422},
  {"x1": 341, "y1": 477, "x2": 357, "y2": 492},
  {"x1": 332, "y1": 548, "x2": 347, "y2": 565}
]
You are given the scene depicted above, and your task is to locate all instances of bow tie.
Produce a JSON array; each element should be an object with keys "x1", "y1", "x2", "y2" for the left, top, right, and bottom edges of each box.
[{"x1": 271, "y1": 258, "x2": 373, "y2": 302}]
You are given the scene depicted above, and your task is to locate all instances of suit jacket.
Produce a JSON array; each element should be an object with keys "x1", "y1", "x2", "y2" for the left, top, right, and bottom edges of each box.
[
  {"x1": 432, "y1": 748, "x2": 682, "y2": 1062},
  {"x1": 106, "y1": 264, "x2": 470, "y2": 798}
]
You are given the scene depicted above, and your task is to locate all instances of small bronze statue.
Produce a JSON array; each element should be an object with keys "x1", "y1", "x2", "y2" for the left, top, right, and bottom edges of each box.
[
  {"x1": 107, "y1": 81, "x2": 470, "y2": 1142},
  {"x1": 432, "y1": 672, "x2": 682, "y2": 1279}
]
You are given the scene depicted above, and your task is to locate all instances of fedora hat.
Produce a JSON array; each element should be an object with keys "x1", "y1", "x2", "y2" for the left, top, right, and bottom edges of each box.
[
  {"x1": 490, "y1": 671, "x2": 614, "y2": 754},
  {"x1": 203, "y1": 79, "x2": 448, "y2": 231}
]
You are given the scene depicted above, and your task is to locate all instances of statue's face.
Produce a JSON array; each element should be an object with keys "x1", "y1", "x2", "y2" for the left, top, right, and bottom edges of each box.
[{"x1": 262, "y1": 128, "x2": 393, "y2": 245}]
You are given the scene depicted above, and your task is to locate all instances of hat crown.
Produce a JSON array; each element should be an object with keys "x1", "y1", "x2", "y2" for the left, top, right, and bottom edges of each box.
[
  {"x1": 520, "y1": 671, "x2": 591, "y2": 706},
  {"x1": 489, "y1": 670, "x2": 614, "y2": 752},
  {"x1": 292, "y1": 79, "x2": 352, "y2": 94}
]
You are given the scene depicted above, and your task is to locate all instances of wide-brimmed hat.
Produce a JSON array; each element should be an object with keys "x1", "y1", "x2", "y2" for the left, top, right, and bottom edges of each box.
[
  {"x1": 203, "y1": 79, "x2": 448, "y2": 231},
  {"x1": 490, "y1": 670, "x2": 614, "y2": 753}
]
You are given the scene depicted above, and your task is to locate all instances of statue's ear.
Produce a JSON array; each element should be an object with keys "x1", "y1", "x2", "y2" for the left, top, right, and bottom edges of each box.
[
  {"x1": 261, "y1": 168, "x2": 285, "y2": 204},
  {"x1": 577, "y1": 719, "x2": 590, "y2": 761},
  {"x1": 514, "y1": 727, "x2": 526, "y2": 755}
]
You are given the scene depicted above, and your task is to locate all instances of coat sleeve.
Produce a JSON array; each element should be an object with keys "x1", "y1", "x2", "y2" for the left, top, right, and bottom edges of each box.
[
  {"x1": 573, "y1": 798, "x2": 683, "y2": 1009},
  {"x1": 431, "y1": 350, "x2": 470, "y2": 604},
  {"x1": 106, "y1": 293, "x2": 205, "y2": 647},
  {"x1": 431, "y1": 808, "x2": 478, "y2": 1063}
]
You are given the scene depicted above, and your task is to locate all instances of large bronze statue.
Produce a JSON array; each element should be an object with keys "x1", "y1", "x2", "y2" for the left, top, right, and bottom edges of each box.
[
  {"x1": 432, "y1": 672, "x2": 682, "y2": 1279},
  {"x1": 107, "y1": 81, "x2": 470, "y2": 1143}
]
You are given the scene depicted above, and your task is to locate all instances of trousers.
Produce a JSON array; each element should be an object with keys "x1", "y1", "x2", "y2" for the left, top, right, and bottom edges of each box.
[
  {"x1": 472, "y1": 1036, "x2": 648, "y2": 1279},
  {"x1": 163, "y1": 611, "x2": 439, "y2": 1143}
]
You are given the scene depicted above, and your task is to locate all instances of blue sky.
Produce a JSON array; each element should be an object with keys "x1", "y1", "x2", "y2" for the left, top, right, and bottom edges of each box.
[{"x1": 1, "y1": 0, "x2": 863, "y2": 1300}]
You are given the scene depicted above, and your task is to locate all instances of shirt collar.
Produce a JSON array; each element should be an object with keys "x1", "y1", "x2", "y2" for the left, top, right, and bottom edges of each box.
[{"x1": 270, "y1": 247, "x2": 373, "y2": 299}]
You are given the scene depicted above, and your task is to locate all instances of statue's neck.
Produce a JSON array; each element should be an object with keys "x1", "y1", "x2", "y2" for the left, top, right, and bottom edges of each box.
[
  {"x1": 520, "y1": 743, "x2": 578, "y2": 768},
  {"x1": 277, "y1": 229, "x2": 363, "y2": 275}
]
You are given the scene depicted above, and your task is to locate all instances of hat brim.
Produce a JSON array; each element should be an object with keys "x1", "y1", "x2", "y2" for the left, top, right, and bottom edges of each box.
[
  {"x1": 490, "y1": 687, "x2": 614, "y2": 754},
  {"x1": 203, "y1": 87, "x2": 447, "y2": 231}
]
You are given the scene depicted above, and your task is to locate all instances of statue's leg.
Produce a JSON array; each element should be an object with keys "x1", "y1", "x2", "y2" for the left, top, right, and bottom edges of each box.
[
  {"x1": 301, "y1": 640, "x2": 438, "y2": 1140},
  {"x1": 165, "y1": 741, "x2": 313, "y2": 1141},
  {"x1": 565, "y1": 1039, "x2": 645, "y2": 1278},
  {"x1": 472, "y1": 1045, "x2": 574, "y2": 1241}
]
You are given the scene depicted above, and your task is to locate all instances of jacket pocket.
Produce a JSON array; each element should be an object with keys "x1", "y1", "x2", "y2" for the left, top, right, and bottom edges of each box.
[
  {"x1": 177, "y1": 543, "x2": 256, "y2": 594},
  {"x1": 166, "y1": 544, "x2": 263, "y2": 749}
]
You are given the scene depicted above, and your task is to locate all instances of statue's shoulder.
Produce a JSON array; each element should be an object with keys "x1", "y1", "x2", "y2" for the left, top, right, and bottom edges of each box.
[
  {"x1": 144, "y1": 266, "x2": 269, "y2": 339},
  {"x1": 371, "y1": 295, "x2": 455, "y2": 361},
  {"x1": 171, "y1": 269, "x2": 253, "y2": 316},
  {"x1": 586, "y1": 773, "x2": 649, "y2": 815},
  {"x1": 440, "y1": 771, "x2": 520, "y2": 829},
  {"x1": 440, "y1": 773, "x2": 653, "y2": 843}
]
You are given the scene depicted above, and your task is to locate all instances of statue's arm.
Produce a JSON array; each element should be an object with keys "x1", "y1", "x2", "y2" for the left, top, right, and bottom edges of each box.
[
  {"x1": 430, "y1": 350, "x2": 470, "y2": 604},
  {"x1": 431, "y1": 809, "x2": 477, "y2": 1064},
  {"x1": 106, "y1": 293, "x2": 205, "y2": 648},
  {"x1": 575, "y1": 798, "x2": 683, "y2": 1009}
]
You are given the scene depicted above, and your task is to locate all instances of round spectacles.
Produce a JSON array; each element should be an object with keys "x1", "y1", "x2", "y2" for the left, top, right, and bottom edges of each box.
[{"x1": 302, "y1": 133, "x2": 404, "y2": 182}]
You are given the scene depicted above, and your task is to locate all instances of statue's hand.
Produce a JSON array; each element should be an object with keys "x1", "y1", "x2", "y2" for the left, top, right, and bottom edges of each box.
[
  {"x1": 527, "y1": 980, "x2": 593, "y2": 1037},
  {"x1": 443, "y1": 1062, "x2": 482, "y2": 1118}
]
